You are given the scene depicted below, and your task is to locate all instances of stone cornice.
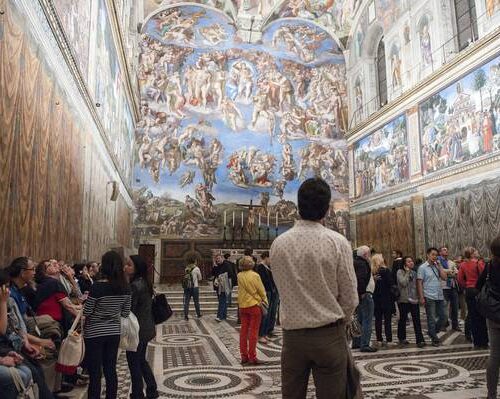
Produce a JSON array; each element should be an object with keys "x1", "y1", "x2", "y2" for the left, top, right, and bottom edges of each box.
[
  {"x1": 37, "y1": 0, "x2": 134, "y2": 202},
  {"x1": 346, "y1": 26, "x2": 500, "y2": 142}
]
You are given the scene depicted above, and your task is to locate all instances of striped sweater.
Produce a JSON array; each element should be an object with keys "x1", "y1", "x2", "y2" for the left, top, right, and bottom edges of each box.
[{"x1": 83, "y1": 281, "x2": 131, "y2": 339}]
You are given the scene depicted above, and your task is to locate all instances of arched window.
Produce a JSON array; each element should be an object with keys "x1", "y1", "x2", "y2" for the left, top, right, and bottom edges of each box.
[
  {"x1": 454, "y1": 0, "x2": 478, "y2": 51},
  {"x1": 376, "y1": 37, "x2": 388, "y2": 107}
]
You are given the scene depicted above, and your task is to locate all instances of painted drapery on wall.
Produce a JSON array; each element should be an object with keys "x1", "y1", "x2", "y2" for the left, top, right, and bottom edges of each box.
[
  {"x1": 53, "y1": 0, "x2": 92, "y2": 80},
  {"x1": 91, "y1": 0, "x2": 135, "y2": 184},
  {"x1": 134, "y1": 5, "x2": 350, "y2": 241},
  {"x1": 425, "y1": 178, "x2": 500, "y2": 258},
  {"x1": 420, "y1": 54, "x2": 500, "y2": 175},
  {"x1": 354, "y1": 114, "x2": 409, "y2": 198},
  {"x1": 0, "y1": 0, "x2": 84, "y2": 263}
]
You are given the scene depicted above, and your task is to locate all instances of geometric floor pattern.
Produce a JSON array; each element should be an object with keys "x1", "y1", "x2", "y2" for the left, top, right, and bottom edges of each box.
[{"x1": 112, "y1": 304, "x2": 493, "y2": 399}]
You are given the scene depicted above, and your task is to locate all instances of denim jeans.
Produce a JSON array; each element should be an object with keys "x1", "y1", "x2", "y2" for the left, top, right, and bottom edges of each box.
[
  {"x1": 424, "y1": 298, "x2": 446, "y2": 341},
  {"x1": 353, "y1": 293, "x2": 374, "y2": 349},
  {"x1": 0, "y1": 364, "x2": 32, "y2": 399},
  {"x1": 487, "y1": 319, "x2": 500, "y2": 399},
  {"x1": 443, "y1": 288, "x2": 460, "y2": 329},
  {"x1": 126, "y1": 339, "x2": 158, "y2": 399},
  {"x1": 267, "y1": 290, "x2": 279, "y2": 334},
  {"x1": 259, "y1": 291, "x2": 272, "y2": 337},
  {"x1": 184, "y1": 287, "x2": 201, "y2": 318},
  {"x1": 227, "y1": 281, "x2": 233, "y2": 307},
  {"x1": 217, "y1": 292, "x2": 228, "y2": 320}
]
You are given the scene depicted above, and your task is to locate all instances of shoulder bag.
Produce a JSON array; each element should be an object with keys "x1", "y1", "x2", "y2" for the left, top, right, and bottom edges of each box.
[
  {"x1": 152, "y1": 291, "x2": 173, "y2": 325},
  {"x1": 476, "y1": 262, "x2": 500, "y2": 324},
  {"x1": 56, "y1": 309, "x2": 85, "y2": 374},
  {"x1": 120, "y1": 312, "x2": 140, "y2": 352},
  {"x1": 8, "y1": 367, "x2": 36, "y2": 399}
]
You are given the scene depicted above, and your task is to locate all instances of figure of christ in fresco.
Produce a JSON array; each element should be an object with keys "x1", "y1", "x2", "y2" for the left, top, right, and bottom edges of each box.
[{"x1": 251, "y1": 84, "x2": 276, "y2": 142}]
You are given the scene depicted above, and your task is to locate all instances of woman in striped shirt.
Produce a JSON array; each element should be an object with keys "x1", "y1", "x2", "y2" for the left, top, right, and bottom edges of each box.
[{"x1": 83, "y1": 251, "x2": 131, "y2": 399}]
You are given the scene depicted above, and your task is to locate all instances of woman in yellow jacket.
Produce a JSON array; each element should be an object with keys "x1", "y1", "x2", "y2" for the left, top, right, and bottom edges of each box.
[{"x1": 237, "y1": 256, "x2": 268, "y2": 365}]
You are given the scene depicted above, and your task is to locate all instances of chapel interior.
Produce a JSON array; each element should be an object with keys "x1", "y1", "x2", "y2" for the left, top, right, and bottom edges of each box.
[{"x1": 1, "y1": 0, "x2": 500, "y2": 397}]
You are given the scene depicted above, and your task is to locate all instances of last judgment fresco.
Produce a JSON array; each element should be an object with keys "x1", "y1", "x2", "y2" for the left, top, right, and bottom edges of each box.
[{"x1": 133, "y1": 5, "x2": 350, "y2": 241}]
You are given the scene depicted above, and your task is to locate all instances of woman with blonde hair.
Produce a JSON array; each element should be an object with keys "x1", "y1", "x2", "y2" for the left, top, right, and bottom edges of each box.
[
  {"x1": 237, "y1": 256, "x2": 268, "y2": 365},
  {"x1": 372, "y1": 253, "x2": 394, "y2": 346}
]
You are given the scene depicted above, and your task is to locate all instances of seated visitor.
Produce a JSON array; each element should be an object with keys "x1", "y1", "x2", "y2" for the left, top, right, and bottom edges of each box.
[
  {"x1": 0, "y1": 270, "x2": 54, "y2": 399},
  {"x1": 34, "y1": 260, "x2": 81, "y2": 333}
]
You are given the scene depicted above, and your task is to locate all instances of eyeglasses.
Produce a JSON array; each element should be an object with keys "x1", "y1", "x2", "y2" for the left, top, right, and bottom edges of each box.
[{"x1": 22, "y1": 268, "x2": 35, "y2": 271}]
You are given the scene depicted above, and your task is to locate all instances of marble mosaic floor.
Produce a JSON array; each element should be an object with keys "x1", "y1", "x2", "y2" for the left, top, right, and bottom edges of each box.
[{"x1": 110, "y1": 290, "x2": 494, "y2": 399}]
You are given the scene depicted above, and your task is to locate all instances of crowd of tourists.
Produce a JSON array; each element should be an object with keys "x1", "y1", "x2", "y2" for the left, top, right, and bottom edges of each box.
[
  {"x1": 0, "y1": 252, "x2": 159, "y2": 399},
  {"x1": 184, "y1": 178, "x2": 500, "y2": 399},
  {"x1": 3, "y1": 177, "x2": 500, "y2": 399}
]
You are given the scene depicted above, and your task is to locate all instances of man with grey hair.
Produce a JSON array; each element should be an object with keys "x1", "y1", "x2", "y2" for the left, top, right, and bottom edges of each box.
[{"x1": 352, "y1": 245, "x2": 377, "y2": 352}]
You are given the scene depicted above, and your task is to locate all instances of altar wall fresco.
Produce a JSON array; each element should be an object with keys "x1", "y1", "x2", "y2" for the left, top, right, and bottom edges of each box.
[
  {"x1": 419, "y1": 54, "x2": 500, "y2": 175},
  {"x1": 133, "y1": 5, "x2": 350, "y2": 242}
]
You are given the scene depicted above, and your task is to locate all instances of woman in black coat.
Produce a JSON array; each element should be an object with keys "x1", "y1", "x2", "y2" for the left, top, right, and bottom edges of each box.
[
  {"x1": 124, "y1": 255, "x2": 159, "y2": 399},
  {"x1": 372, "y1": 254, "x2": 394, "y2": 346}
]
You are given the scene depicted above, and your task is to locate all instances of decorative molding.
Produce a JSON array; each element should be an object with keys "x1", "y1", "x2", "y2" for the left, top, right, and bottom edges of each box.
[
  {"x1": 350, "y1": 152, "x2": 500, "y2": 213},
  {"x1": 105, "y1": 0, "x2": 140, "y2": 121},
  {"x1": 36, "y1": 0, "x2": 134, "y2": 201}
]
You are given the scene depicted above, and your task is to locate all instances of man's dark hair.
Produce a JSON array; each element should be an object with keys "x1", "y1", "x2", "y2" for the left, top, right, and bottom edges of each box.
[
  {"x1": 186, "y1": 253, "x2": 198, "y2": 264},
  {"x1": 427, "y1": 247, "x2": 439, "y2": 255},
  {"x1": 223, "y1": 253, "x2": 231, "y2": 260},
  {"x1": 393, "y1": 250, "x2": 403, "y2": 257},
  {"x1": 261, "y1": 251, "x2": 270, "y2": 259},
  {"x1": 297, "y1": 178, "x2": 331, "y2": 221},
  {"x1": 7, "y1": 257, "x2": 30, "y2": 278},
  {"x1": 244, "y1": 247, "x2": 253, "y2": 256},
  {"x1": 490, "y1": 236, "x2": 500, "y2": 258}
]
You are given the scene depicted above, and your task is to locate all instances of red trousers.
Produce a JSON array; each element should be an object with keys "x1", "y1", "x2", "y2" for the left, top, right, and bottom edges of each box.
[{"x1": 239, "y1": 305, "x2": 262, "y2": 361}]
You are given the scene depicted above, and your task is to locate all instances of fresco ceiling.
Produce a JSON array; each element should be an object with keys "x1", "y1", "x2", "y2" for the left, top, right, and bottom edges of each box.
[
  {"x1": 144, "y1": 0, "x2": 364, "y2": 45},
  {"x1": 133, "y1": 3, "x2": 350, "y2": 241}
]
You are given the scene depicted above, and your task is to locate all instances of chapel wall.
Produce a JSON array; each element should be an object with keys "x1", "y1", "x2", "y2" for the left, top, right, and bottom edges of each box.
[{"x1": 0, "y1": 0, "x2": 136, "y2": 264}]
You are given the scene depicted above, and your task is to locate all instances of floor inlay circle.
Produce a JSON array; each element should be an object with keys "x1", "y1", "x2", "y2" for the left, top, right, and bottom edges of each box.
[{"x1": 160, "y1": 368, "x2": 264, "y2": 397}]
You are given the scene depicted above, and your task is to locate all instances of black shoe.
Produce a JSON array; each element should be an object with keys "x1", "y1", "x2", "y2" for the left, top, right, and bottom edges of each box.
[
  {"x1": 399, "y1": 340, "x2": 409, "y2": 345},
  {"x1": 196, "y1": 314, "x2": 202, "y2": 318},
  {"x1": 360, "y1": 346, "x2": 378, "y2": 353},
  {"x1": 417, "y1": 342, "x2": 426, "y2": 348},
  {"x1": 352, "y1": 345, "x2": 360, "y2": 350},
  {"x1": 432, "y1": 340, "x2": 440, "y2": 347},
  {"x1": 184, "y1": 317, "x2": 189, "y2": 321}
]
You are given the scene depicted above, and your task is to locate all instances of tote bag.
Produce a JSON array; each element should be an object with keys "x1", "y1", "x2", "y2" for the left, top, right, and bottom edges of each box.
[
  {"x1": 120, "y1": 312, "x2": 140, "y2": 352},
  {"x1": 56, "y1": 310, "x2": 85, "y2": 374}
]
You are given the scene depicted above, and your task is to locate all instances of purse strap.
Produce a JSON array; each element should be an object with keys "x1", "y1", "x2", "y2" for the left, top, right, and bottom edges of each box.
[
  {"x1": 9, "y1": 366, "x2": 27, "y2": 396},
  {"x1": 69, "y1": 309, "x2": 83, "y2": 334}
]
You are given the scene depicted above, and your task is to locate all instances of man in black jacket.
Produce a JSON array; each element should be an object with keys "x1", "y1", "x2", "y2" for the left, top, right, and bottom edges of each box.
[{"x1": 353, "y1": 245, "x2": 377, "y2": 352}]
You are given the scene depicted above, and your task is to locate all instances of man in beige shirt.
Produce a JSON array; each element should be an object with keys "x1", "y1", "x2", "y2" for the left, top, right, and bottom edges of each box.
[{"x1": 270, "y1": 178, "x2": 358, "y2": 399}]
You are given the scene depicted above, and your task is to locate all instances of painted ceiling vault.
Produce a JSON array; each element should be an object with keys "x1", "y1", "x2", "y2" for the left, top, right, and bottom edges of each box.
[{"x1": 133, "y1": 3, "x2": 350, "y2": 241}]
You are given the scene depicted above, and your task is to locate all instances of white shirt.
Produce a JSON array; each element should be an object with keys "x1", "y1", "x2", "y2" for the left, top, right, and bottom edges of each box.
[
  {"x1": 270, "y1": 219, "x2": 359, "y2": 330},
  {"x1": 191, "y1": 266, "x2": 202, "y2": 288}
]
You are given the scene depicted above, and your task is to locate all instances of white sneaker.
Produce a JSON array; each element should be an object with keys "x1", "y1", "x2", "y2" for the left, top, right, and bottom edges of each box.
[{"x1": 215, "y1": 318, "x2": 222, "y2": 322}]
